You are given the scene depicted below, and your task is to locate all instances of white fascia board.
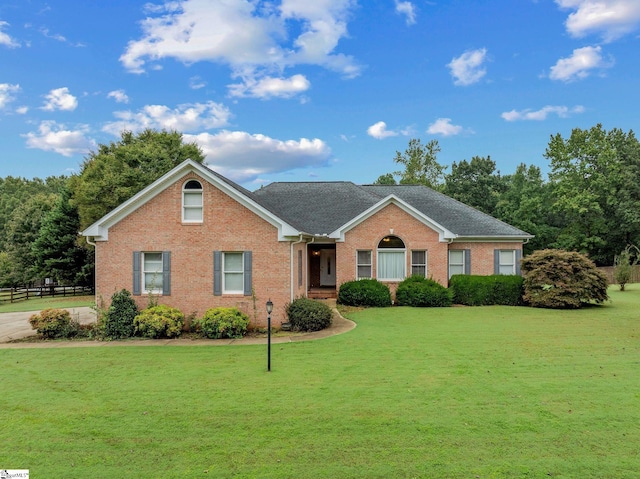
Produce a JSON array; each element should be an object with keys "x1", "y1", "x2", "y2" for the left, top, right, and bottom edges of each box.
[
  {"x1": 330, "y1": 194, "x2": 455, "y2": 242},
  {"x1": 82, "y1": 159, "x2": 297, "y2": 241},
  {"x1": 449, "y1": 235, "x2": 534, "y2": 243}
]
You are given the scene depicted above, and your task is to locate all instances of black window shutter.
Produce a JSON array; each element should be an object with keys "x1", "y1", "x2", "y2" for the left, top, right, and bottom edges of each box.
[
  {"x1": 494, "y1": 249, "x2": 500, "y2": 275},
  {"x1": 162, "y1": 251, "x2": 171, "y2": 296},
  {"x1": 515, "y1": 249, "x2": 522, "y2": 275},
  {"x1": 243, "y1": 251, "x2": 252, "y2": 296},
  {"x1": 213, "y1": 251, "x2": 222, "y2": 296},
  {"x1": 133, "y1": 251, "x2": 141, "y2": 296},
  {"x1": 464, "y1": 249, "x2": 471, "y2": 275}
]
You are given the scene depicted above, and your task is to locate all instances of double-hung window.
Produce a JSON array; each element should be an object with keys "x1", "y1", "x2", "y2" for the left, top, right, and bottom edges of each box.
[
  {"x1": 411, "y1": 250, "x2": 427, "y2": 277},
  {"x1": 449, "y1": 250, "x2": 465, "y2": 278},
  {"x1": 497, "y1": 249, "x2": 516, "y2": 275},
  {"x1": 357, "y1": 250, "x2": 372, "y2": 279},
  {"x1": 133, "y1": 251, "x2": 170, "y2": 296},
  {"x1": 223, "y1": 252, "x2": 244, "y2": 294},
  {"x1": 183, "y1": 180, "x2": 203, "y2": 222},
  {"x1": 377, "y1": 236, "x2": 406, "y2": 281},
  {"x1": 143, "y1": 252, "x2": 163, "y2": 293}
]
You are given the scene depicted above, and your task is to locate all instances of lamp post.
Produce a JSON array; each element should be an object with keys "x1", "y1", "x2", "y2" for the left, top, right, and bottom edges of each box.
[{"x1": 266, "y1": 299, "x2": 273, "y2": 372}]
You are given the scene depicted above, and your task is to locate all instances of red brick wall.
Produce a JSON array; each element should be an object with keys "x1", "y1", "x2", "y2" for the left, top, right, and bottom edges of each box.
[
  {"x1": 95, "y1": 173, "x2": 291, "y2": 327},
  {"x1": 449, "y1": 242, "x2": 523, "y2": 276}
]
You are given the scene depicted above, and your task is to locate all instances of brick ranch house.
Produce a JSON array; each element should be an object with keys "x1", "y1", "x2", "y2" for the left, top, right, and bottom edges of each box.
[{"x1": 82, "y1": 159, "x2": 533, "y2": 327}]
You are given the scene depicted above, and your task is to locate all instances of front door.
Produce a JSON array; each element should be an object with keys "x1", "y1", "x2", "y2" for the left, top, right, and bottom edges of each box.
[{"x1": 319, "y1": 249, "x2": 336, "y2": 287}]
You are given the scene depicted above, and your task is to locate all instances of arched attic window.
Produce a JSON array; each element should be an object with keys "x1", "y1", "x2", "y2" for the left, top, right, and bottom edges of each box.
[
  {"x1": 183, "y1": 179, "x2": 203, "y2": 222},
  {"x1": 377, "y1": 235, "x2": 406, "y2": 280}
]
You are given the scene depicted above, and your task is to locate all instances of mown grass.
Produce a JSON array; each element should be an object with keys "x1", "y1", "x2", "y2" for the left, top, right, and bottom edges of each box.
[
  {"x1": 1, "y1": 286, "x2": 639, "y2": 478},
  {"x1": 0, "y1": 295, "x2": 95, "y2": 313}
]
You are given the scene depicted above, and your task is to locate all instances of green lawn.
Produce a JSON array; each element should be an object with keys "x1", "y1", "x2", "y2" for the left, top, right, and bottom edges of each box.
[
  {"x1": 0, "y1": 295, "x2": 95, "y2": 313},
  {"x1": 1, "y1": 287, "x2": 639, "y2": 478}
]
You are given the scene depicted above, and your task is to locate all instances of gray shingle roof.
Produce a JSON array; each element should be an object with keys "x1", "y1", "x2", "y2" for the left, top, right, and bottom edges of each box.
[{"x1": 252, "y1": 180, "x2": 531, "y2": 238}]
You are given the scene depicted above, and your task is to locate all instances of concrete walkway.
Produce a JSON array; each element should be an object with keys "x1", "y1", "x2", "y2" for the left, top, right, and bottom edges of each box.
[{"x1": 0, "y1": 305, "x2": 356, "y2": 349}]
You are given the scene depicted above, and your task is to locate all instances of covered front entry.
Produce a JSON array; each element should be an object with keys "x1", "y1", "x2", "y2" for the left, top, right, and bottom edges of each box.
[{"x1": 308, "y1": 244, "x2": 337, "y2": 299}]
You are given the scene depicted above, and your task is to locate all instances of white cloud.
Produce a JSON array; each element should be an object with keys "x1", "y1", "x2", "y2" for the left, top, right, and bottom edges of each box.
[
  {"x1": 16, "y1": 106, "x2": 28, "y2": 114},
  {"x1": 184, "y1": 130, "x2": 333, "y2": 182},
  {"x1": 189, "y1": 76, "x2": 207, "y2": 90},
  {"x1": 501, "y1": 105, "x2": 585, "y2": 121},
  {"x1": 120, "y1": 0, "x2": 360, "y2": 89},
  {"x1": 549, "y1": 45, "x2": 612, "y2": 82},
  {"x1": 0, "y1": 21, "x2": 20, "y2": 48},
  {"x1": 427, "y1": 118, "x2": 463, "y2": 136},
  {"x1": 42, "y1": 87, "x2": 78, "y2": 111},
  {"x1": 556, "y1": 0, "x2": 640, "y2": 42},
  {"x1": 23, "y1": 121, "x2": 96, "y2": 156},
  {"x1": 367, "y1": 121, "x2": 399, "y2": 139},
  {"x1": 102, "y1": 101, "x2": 232, "y2": 135},
  {"x1": 0, "y1": 83, "x2": 20, "y2": 109},
  {"x1": 395, "y1": 1, "x2": 417, "y2": 25},
  {"x1": 107, "y1": 89, "x2": 130, "y2": 103},
  {"x1": 447, "y1": 48, "x2": 487, "y2": 86},
  {"x1": 228, "y1": 74, "x2": 310, "y2": 99}
]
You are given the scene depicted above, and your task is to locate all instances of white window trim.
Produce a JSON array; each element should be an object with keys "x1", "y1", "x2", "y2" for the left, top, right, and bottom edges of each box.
[
  {"x1": 222, "y1": 252, "x2": 244, "y2": 294},
  {"x1": 376, "y1": 249, "x2": 407, "y2": 281},
  {"x1": 499, "y1": 249, "x2": 516, "y2": 275},
  {"x1": 142, "y1": 252, "x2": 163, "y2": 294},
  {"x1": 182, "y1": 180, "x2": 203, "y2": 223},
  {"x1": 356, "y1": 250, "x2": 372, "y2": 280},
  {"x1": 448, "y1": 250, "x2": 465, "y2": 279},
  {"x1": 411, "y1": 250, "x2": 427, "y2": 277}
]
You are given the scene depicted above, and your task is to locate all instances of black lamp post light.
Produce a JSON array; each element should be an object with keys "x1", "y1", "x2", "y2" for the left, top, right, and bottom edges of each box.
[{"x1": 266, "y1": 299, "x2": 273, "y2": 372}]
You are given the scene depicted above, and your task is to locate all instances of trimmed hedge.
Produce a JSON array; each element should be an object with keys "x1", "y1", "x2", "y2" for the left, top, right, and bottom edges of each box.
[
  {"x1": 450, "y1": 274, "x2": 524, "y2": 306},
  {"x1": 338, "y1": 279, "x2": 392, "y2": 307},
  {"x1": 395, "y1": 276, "x2": 452, "y2": 307},
  {"x1": 198, "y1": 307, "x2": 249, "y2": 339},
  {"x1": 134, "y1": 305, "x2": 184, "y2": 338},
  {"x1": 104, "y1": 289, "x2": 138, "y2": 339},
  {"x1": 286, "y1": 298, "x2": 333, "y2": 332}
]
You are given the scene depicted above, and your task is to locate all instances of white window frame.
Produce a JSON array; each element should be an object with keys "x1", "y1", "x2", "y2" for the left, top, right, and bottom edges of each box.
[
  {"x1": 449, "y1": 250, "x2": 465, "y2": 278},
  {"x1": 142, "y1": 252, "x2": 163, "y2": 294},
  {"x1": 222, "y1": 252, "x2": 244, "y2": 294},
  {"x1": 182, "y1": 180, "x2": 203, "y2": 223},
  {"x1": 411, "y1": 250, "x2": 427, "y2": 277},
  {"x1": 377, "y1": 249, "x2": 406, "y2": 281},
  {"x1": 498, "y1": 250, "x2": 516, "y2": 275},
  {"x1": 356, "y1": 250, "x2": 372, "y2": 279}
]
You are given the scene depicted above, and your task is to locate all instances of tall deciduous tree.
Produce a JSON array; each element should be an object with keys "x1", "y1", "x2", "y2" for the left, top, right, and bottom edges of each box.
[
  {"x1": 70, "y1": 129, "x2": 205, "y2": 229},
  {"x1": 393, "y1": 138, "x2": 445, "y2": 189},
  {"x1": 545, "y1": 124, "x2": 640, "y2": 265},
  {"x1": 443, "y1": 155, "x2": 506, "y2": 216}
]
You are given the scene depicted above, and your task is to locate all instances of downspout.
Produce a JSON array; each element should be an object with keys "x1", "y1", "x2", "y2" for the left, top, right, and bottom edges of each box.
[{"x1": 290, "y1": 234, "x2": 305, "y2": 302}]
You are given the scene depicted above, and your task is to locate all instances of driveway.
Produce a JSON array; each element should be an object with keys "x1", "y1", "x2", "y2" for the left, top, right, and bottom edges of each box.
[{"x1": 0, "y1": 307, "x2": 97, "y2": 343}]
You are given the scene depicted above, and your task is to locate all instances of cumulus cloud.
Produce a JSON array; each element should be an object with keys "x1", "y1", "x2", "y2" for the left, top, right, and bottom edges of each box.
[
  {"x1": 42, "y1": 87, "x2": 78, "y2": 111},
  {"x1": 0, "y1": 21, "x2": 20, "y2": 48},
  {"x1": 23, "y1": 121, "x2": 96, "y2": 156},
  {"x1": 102, "y1": 101, "x2": 232, "y2": 136},
  {"x1": 0, "y1": 83, "x2": 20, "y2": 109},
  {"x1": 549, "y1": 46, "x2": 613, "y2": 82},
  {"x1": 427, "y1": 118, "x2": 463, "y2": 136},
  {"x1": 556, "y1": 0, "x2": 640, "y2": 42},
  {"x1": 228, "y1": 74, "x2": 310, "y2": 99},
  {"x1": 447, "y1": 48, "x2": 487, "y2": 86},
  {"x1": 120, "y1": 0, "x2": 360, "y2": 96},
  {"x1": 367, "y1": 121, "x2": 399, "y2": 139},
  {"x1": 501, "y1": 105, "x2": 585, "y2": 121},
  {"x1": 395, "y1": 1, "x2": 417, "y2": 25},
  {"x1": 107, "y1": 89, "x2": 130, "y2": 103},
  {"x1": 184, "y1": 130, "x2": 333, "y2": 183}
]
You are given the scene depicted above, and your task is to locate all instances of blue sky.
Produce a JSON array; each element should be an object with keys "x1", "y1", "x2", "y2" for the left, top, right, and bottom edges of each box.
[{"x1": 1, "y1": 0, "x2": 639, "y2": 188}]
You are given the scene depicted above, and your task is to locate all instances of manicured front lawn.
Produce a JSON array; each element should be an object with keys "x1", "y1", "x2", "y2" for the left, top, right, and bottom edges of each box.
[
  {"x1": 2, "y1": 287, "x2": 639, "y2": 478},
  {"x1": 0, "y1": 295, "x2": 95, "y2": 313}
]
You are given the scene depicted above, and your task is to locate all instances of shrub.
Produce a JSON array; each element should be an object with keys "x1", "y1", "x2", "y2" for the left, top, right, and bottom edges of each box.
[
  {"x1": 286, "y1": 298, "x2": 333, "y2": 332},
  {"x1": 104, "y1": 289, "x2": 138, "y2": 339},
  {"x1": 198, "y1": 307, "x2": 249, "y2": 339},
  {"x1": 28, "y1": 308, "x2": 80, "y2": 339},
  {"x1": 133, "y1": 305, "x2": 184, "y2": 338},
  {"x1": 395, "y1": 276, "x2": 452, "y2": 307},
  {"x1": 450, "y1": 275, "x2": 524, "y2": 306},
  {"x1": 521, "y1": 249, "x2": 608, "y2": 309},
  {"x1": 613, "y1": 245, "x2": 639, "y2": 291},
  {"x1": 338, "y1": 279, "x2": 392, "y2": 307}
]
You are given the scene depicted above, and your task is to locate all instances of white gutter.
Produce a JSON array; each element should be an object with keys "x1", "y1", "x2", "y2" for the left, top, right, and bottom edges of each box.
[{"x1": 290, "y1": 234, "x2": 305, "y2": 302}]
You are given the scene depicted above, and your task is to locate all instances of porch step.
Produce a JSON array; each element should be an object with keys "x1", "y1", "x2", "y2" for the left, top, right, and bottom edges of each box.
[{"x1": 308, "y1": 288, "x2": 337, "y2": 300}]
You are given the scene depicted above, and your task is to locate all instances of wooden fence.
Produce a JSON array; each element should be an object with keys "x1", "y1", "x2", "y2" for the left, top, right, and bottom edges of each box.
[
  {"x1": 0, "y1": 285, "x2": 94, "y2": 305},
  {"x1": 598, "y1": 265, "x2": 640, "y2": 285}
]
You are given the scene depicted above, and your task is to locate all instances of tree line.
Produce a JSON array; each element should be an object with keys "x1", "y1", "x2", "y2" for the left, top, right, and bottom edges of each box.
[{"x1": 0, "y1": 124, "x2": 637, "y2": 288}]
